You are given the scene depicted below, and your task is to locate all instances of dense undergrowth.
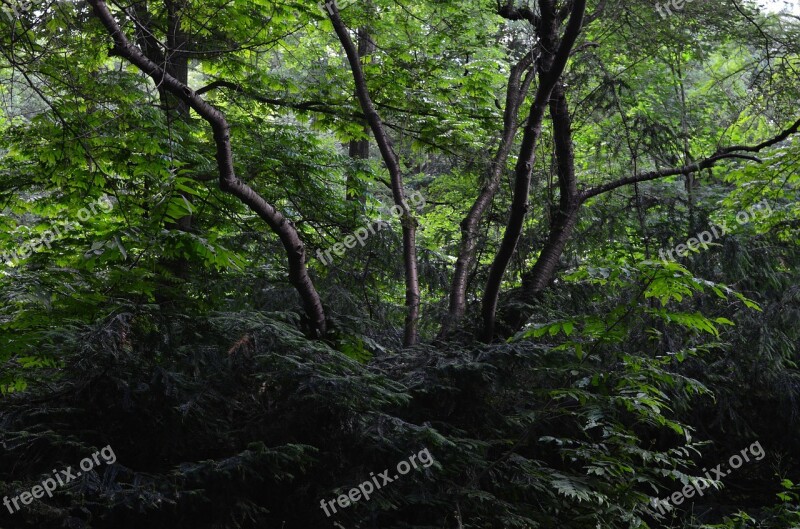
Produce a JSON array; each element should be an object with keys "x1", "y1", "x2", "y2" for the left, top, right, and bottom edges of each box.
[
  {"x1": 1, "y1": 3, "x2": 799, "y2": 526},
  {"x1": 1, "y1": 246, "x2": 798, "y2": 529}
]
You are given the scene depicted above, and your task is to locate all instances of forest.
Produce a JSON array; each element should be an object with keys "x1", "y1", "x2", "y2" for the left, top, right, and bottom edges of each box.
[{"x1": 0, "y1": 0, "x2": 799, "y2": 527}]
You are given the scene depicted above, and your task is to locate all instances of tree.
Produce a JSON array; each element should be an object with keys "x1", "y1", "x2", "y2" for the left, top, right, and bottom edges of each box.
[
  {"x1": 1, "y1": 1, "x2": 800, "y2": 528},
  {"x1": 87, "y1": 0, "x2": 327, "y2": 336}
]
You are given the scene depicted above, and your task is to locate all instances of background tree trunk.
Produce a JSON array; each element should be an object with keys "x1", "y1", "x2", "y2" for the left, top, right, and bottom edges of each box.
[{"x1": 346, "y1": 27, "x2": 374, "y2": 204}]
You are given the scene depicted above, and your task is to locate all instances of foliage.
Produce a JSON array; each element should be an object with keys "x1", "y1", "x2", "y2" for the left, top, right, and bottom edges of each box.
[{"x1": 1, "y1": 0, "x2": 799, "y2": 528}]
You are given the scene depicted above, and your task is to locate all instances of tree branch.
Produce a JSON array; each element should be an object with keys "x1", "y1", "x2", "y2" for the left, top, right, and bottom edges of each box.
[
  {"x1": 87, "y1": 0, "x2": 327, "y2": 337},
  {"x1": 195, "y1": 79, "x2": 334, "y2": 112},
  {"x1": 497, "y1": 1, "x2": 540, "y2": 26},
  {"x1": 579, "y1": 116, "x2": 800, "y2": 202}
]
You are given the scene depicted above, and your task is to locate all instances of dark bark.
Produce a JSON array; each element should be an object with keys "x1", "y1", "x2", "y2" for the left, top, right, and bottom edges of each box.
[
  {"x1": 130, "y1": 1, "x2": 193, "y2": 283},
  {"x1": 480, "y1": 0, "x2": 587, "y2": 341},
  {"x1": 347, "y1": 137, "x2": 369, "y2": 194},
  {"x1": 88, "y1": 0, "x2": 327, "y2": 337},
  {"x1": 520, "y1": 81, "x2": 579, "y2": 300},
  {"x1": 503, "y1": 110, "x2": 800, "y2": 336},
  {"x1": 164, "y1": 0, "x2": 189, "y2": 117},
  {"x1": 347, "y1": 27, "x2": 374, "y2": 204},
  {"x1": 164, "y1": 1, "x2": 194, "y2": 274},
  {"x1": 438, "y1": 51, "x2": 533, "y2": 338},
  {"x1": 328, "y1": 5, "x2": 420, "y2": 346},
  {"x1": 130, "y1": 1, "x2": 188, "y2": 117},
  {"x1": 486, "y1": 0, "x2": 795, "y2": 340}
]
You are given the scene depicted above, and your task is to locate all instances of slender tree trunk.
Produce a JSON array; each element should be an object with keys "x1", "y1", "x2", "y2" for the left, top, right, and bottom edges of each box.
[
  {"x1": 610, "y1": 79, "x2": 650, "y2": 259},
  {"x1": 163, "y1": 0, "x2": 194, "y2": 278},
  {"x1": 673, "y1": 61, "x2": 696, "y2": 236},
  {"x1": 480, "y1": 0, "x2": 587, "y2": 341},
  {"x1": 328, "y1": 6, "x2": 420, "y2": 346},
  {"x1": 165, "y1": 0, "x2": 189, "y2": 117},
  {"x1": 131, "y1": 1, "x2": 189, "y2": 118},
  {"x1": 347, "y1": 28, "x2": 374, "y2": 204},
  {"x1": 347, "y1": 136, "x2": 369, "y2": 201},
  {"x1": 520, "y1": 81, "x2": 579, "y2": 301},
  {"x1": 438, "y1": 51, "x2": 533, "y2": 339},
  {"x1": 88, "y1": 0, "x2": 327, "y2": 337},
  {"x1": 132, "y1": 0, "x2": 192, "y2": 283}
]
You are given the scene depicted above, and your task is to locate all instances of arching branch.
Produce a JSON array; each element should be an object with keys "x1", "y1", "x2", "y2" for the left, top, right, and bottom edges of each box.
[{"x1": 579, "y1": 116, "x2": 800, "y2": 202}]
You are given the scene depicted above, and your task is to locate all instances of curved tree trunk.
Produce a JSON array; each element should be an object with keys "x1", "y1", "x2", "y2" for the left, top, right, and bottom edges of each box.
[
  {"x1": 88, "y1": 0, "x2": 327, "y2": 337},
  {"x1": 521, "y1": 81, "x2": 580, "y2": 300},
  {"x1": 328, "y1": 5, "x2": 420, "y2": 346},
  {"x1": 438, "y1": 51, "x2": 533, "y2": 339}
]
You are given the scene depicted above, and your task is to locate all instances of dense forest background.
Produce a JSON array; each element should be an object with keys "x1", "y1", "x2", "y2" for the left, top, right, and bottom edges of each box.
[{"x1": 1, "y1": 0, "x2": 799, "y2": 528}]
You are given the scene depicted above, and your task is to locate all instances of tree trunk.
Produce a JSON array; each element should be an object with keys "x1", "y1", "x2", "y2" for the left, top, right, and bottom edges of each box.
[
  {"x1": 438, "y1": 51, "x2": 533, "y2": 339},
  {"x1": 520, "y1": 81, "x2": 579, "y2": 301},
  {"x1": 88, "y1": 0, "x2": 328, "y2": 337},
  {"x1": 347, "y1": 27, "x2": 374, "y2": 204},
  {"x1": 132, "y1": 0, "x2": 192, "y2": 282},
  {"x1": 480, "y1": 0, "x2": 587, "y2": 341},
  {"x1": 328, "y1": 6, "x2": 420, "y2": 346}
]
